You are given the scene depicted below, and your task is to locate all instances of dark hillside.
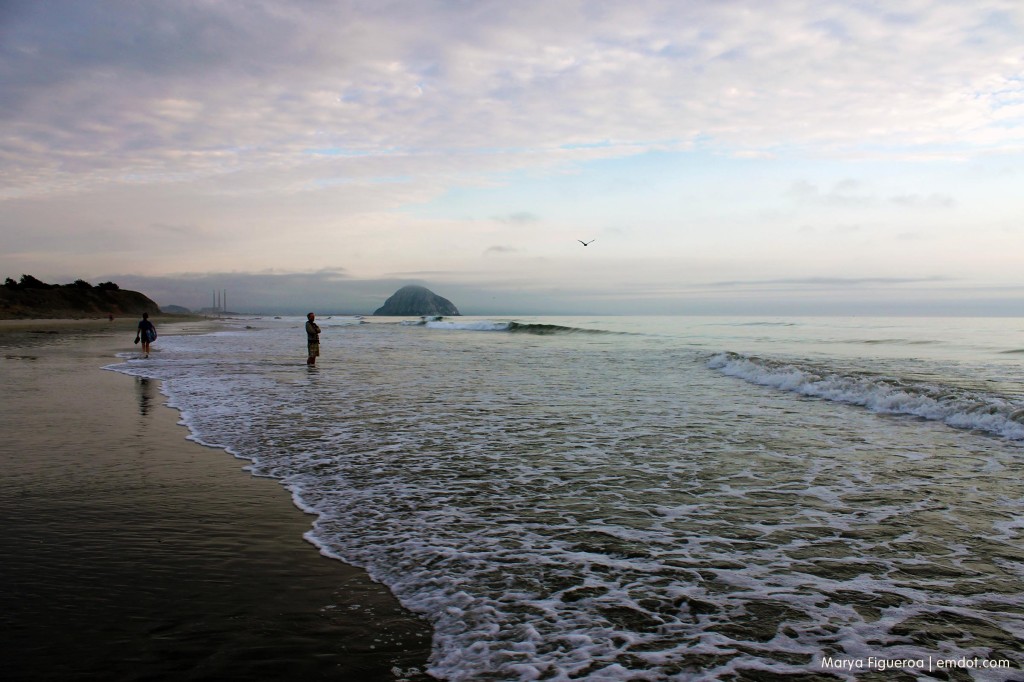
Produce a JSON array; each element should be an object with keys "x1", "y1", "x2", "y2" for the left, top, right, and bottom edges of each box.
[{"x1": 0, "y1": 276, "x2": 160, "y2": 319}]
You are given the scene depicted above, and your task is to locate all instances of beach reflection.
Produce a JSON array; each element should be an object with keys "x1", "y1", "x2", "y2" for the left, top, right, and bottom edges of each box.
[{"x1": 136, "y1": 377, "x2": 154, "y2": 417}]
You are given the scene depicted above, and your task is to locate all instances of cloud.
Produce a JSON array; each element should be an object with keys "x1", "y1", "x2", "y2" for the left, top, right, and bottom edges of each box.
[
  {"x1": 2, "y1": 2, "x2": 1022, "y2": 314},
  {"x1": 786, "y1": 180, "x2": 873, "y2": 208},
  {"x1": 104, "y1": 265, "x2": 1021, "y2": 318},
  {"x1": 787, "y1": 181, "x2": 957, "y2": 211},
  {"x1": 111, "y1": 267, "x2": 364, "y2": 313},
  {"x1": 887, "y1": 193, "x2": 956, "y2": 208},
  {"x1": 494, "y1": 212, "x2": 540, "y2": 224},
  {"x1": 4, "y1": 1, "x2": 1024, "y2": 201},
  {"x1": 484, "y1": 245, "x2": 519, "y2": 256},
  {"x1": 709, "y1": 276, "x2": 955, "y2": 288},
  {"x1": 151, "y1": 222, "x2": 203, "y2": 236}
]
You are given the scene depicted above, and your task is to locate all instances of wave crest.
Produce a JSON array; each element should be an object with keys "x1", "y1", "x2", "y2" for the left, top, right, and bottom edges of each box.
[
  {"x1": 708, "y1": 351, "x2": 1024, "y2": 441},
  {"x1": 402, "y1": 317, "x2": 614, "y2": 335}
]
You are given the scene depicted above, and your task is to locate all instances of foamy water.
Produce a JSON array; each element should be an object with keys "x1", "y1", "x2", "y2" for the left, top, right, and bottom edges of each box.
[{"x1": 107, "y1": 316, "x2": 1024, "y2": 680}]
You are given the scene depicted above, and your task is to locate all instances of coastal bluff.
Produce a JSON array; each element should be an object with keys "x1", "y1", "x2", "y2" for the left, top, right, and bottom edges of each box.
[
  {"x1": 373, "y1": 285, "x2": 461, "y2": 316},
  {"x1": 0, "y1": 275, "x2": 160, "y2": 319}
]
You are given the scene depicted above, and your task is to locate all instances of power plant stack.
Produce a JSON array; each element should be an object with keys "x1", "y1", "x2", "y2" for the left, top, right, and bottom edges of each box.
[{"x1": 210, "y1": 289, "x2": 228, "y2": 314}]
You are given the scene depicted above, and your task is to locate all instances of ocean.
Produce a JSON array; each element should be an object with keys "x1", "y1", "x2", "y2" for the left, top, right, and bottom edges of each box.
[{"x1": 106, "y1": 315, "x2": 1024, "y2": 681}]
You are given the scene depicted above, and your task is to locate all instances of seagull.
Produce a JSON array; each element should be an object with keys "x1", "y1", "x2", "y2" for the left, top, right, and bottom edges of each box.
[{"x1": 578, "y1": 239, "x2": 595, "y2": 246}]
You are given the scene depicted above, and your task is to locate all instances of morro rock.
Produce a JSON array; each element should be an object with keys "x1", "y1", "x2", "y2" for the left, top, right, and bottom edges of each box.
[{"x1": 373, "y1": 285, "x2": 461, "y2": 316}]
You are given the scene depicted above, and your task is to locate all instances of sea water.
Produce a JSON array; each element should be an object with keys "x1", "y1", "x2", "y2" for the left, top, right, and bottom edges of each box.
[{"x1": 107, "y1": 316, "x2": 1024, "y2": 681}]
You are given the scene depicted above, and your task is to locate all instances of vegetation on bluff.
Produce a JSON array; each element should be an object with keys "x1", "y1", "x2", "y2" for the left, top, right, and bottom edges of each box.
[{"x1": 0, "y1": 274, "x2": 160, "y2": 319}]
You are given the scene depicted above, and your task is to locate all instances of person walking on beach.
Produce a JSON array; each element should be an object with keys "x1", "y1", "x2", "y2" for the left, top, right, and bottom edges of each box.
[
  {"x1": 305, "y1": 312, "x2": 321, "y2": 365},
  {"x1": 135, "y1": 312, "x2": 157, "y2": 358}
]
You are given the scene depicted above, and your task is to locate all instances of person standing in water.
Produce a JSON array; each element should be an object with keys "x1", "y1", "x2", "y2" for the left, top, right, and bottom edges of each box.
[
  {"x1": 135, "y1": 312, "x2": 157, "y2": 358},
  {"x1": 305, "y1": 312, "x2": 321, "y2": 365}
]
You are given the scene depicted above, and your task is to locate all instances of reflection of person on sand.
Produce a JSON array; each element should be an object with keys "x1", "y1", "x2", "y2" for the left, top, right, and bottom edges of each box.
[
  {"x1": 305, "y1": 312, "x2": 321, "y2": 365},
  {"x1": 135, "y1": 312, "x2": 157, "y2": 358},
  {"x1": 136, "y1": 377, "x2": 154, "y2": 417}
]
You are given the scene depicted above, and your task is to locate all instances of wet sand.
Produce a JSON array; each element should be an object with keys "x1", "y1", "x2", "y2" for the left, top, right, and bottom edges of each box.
[
  {"x1": 0, "y1": 323, "x2": 434, "y2": 681},
  {"x1": 0, "y1": 315, "x2": 200, "y2": 334}
]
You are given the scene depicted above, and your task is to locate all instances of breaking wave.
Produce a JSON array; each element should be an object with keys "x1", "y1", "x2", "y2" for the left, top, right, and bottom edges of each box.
[
  {"x1": 402, "y1": 317, "x2": 615, "y2": 335},
  {"x1": 708, "y1": 351, "x2": 1024, "y2": 441}
]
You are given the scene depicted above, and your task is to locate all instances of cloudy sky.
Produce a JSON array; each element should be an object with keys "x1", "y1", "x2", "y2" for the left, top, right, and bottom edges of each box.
[{"x1": 2, "y1": 1, "x2": 1022, "y2": 315}]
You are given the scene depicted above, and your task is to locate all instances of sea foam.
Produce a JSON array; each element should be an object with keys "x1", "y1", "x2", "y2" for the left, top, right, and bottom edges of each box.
[{"x1": 708, "y1": 351, "x2": 1024, "y2": 441}]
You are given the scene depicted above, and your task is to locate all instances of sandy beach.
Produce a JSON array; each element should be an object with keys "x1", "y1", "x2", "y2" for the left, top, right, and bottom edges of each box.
[{"x1": 0, "y1": 321, "x2": 433, "y2": 681}]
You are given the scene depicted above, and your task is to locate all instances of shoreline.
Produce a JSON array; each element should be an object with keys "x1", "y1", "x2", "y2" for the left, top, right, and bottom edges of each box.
[
  {"x1": 0, "y1": 314, "x2": 208, "y2": 334},
  {"x1": 0, "y1": 323, "x2": 434, "y2": 681}
]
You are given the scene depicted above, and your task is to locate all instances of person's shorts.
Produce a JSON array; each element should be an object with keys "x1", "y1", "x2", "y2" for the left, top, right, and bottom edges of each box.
[{"x1": 307, "y1": 342, "x2": 320, "y2": 357}]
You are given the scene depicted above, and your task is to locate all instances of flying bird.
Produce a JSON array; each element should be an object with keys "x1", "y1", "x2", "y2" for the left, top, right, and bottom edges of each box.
[{"x1": 578, "y1": 239, "x2": 595, "y2": 246}]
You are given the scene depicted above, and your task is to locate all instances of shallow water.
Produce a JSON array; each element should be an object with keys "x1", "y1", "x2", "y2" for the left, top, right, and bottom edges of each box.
[{"x1": 108, "y1": 316, "x2": 1024, "y2": 680}]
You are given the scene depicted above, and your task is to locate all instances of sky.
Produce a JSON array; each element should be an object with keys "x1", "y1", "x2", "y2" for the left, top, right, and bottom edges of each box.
[{"x1": 2, "y1": 0, "x2": 1023, "y2": 316}]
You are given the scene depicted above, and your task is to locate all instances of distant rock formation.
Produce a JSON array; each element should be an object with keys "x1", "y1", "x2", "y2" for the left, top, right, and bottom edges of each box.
[
  {"x1": 373, "y1": 285, "x2": 461, "y2": 316},
  {"x1": 160, "y1": 304, "x2": 192, "y2": 315},
  {"x1": 0, "y1": 275, "x2": 161, "y2": 319}
]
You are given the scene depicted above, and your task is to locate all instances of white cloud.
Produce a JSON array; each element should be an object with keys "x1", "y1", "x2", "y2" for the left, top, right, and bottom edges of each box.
[{"x1": 5, "y1": 1, "x2": 1023, "y2": 197}]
